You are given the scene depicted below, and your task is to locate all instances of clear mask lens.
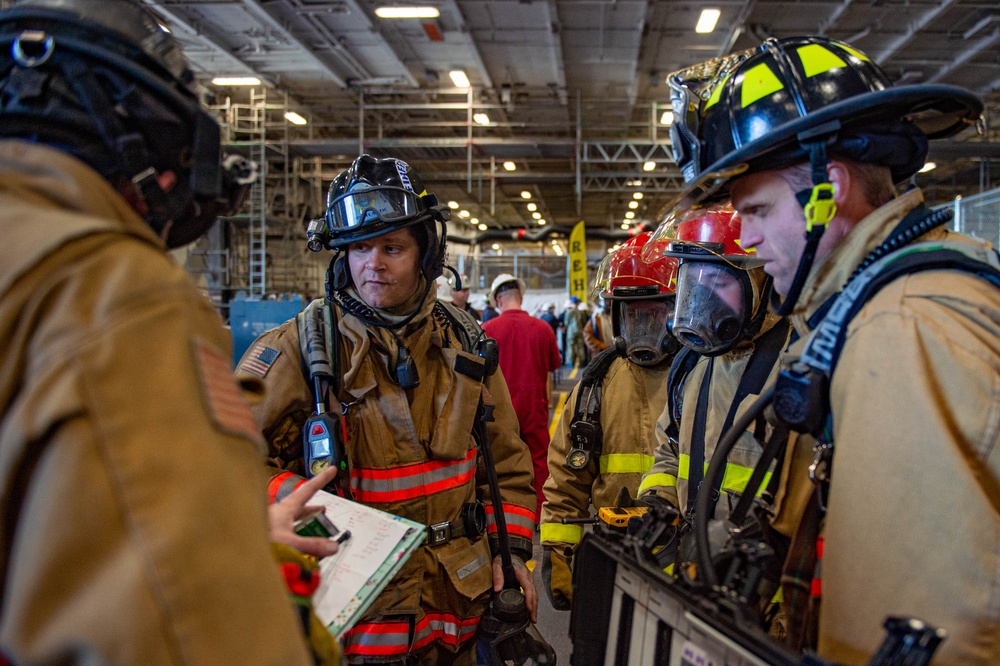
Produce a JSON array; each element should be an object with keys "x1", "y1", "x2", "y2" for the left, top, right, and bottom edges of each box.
[
  {"x1": 672, "y1": 262, "x2": 747, "y2": 354},
  {"x1": 621, "y1": 300, "x2": 673, "y2": 366},
  {"x1": 327, "y1": 185, "x2": 424, "y2": 230}
]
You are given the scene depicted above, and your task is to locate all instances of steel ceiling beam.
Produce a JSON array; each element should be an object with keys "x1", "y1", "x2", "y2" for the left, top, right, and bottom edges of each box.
[
  {"x1": 872, "y1": 0, "x2": 958, "y2": 65},
  {"x1": 442, "y1": 0, "x2": 494, "y2": 90},
  {"x1": 145, "y1": 1, "x2": 271, "y2": 81},
  {"x1": 544, "y1": 0, "x2": 569, "y2": 106},
  {"x1": 927, "y1": 27, "x2": 1000, "y2": 84},
  {"x1": 240, "y1": 0, "x2": 356, "y2": 88}
]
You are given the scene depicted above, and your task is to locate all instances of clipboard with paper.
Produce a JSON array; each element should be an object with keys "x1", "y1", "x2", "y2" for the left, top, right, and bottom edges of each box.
[{"x1": 306, "y1": 488, "x2": 426, "y2": 639}]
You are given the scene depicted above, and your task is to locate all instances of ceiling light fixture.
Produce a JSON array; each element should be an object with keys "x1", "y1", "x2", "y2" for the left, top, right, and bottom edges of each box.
[
  {"x1": 633, "y1": 192, "x2": 643, "y2": 200},
  {"x1": 520, "y1": 191, "x2": 532, "y2": 199},
  {"x1": 660, "y1": 111, "x2": 674, "y2": 125},
  {"x1": 473, "y1": 113, "x2": 490, "y2": 125},
  {"x1": 284, "y1": 111, "x2": 307, "y2": 125},
  {"x1": 918, "y1": 162, "x2": 937, "y2": 173},
  {"x1": 532, "y1": 212, "x2": 542, "y2": 220},
  {"x1": 458, "y1": 210, "x2": 471, "y2": 218},
  {"x1": 526, "y1": 203, "x2": 537, "y2": 212},
  {"x1": 625, "y1": 211, "x2": 635, "y2": 219},
  {"x1": 375, "y1": 6, "x2": 440, "y2": 19},
  {"x1": 212, "y1": 77, "x2": 261, "y2": 86},
  {"x1": 447, "y1": 201, "x2": 460, "y2": 209},
  {"x1": 449, "y1": 70, "x2": 471, "y2": 88},
  {"x1": 538, "y1": 219, "x2": 546, "y2": 226},
  {"x1": 628, "y1": 201, "x2": 639, "y2": 209},
  {"x1": 621, "y1": 223, "x2": 630, "y2": 230},
  {"x1": 503, "y1": 161, "x2": 516, "y2": 171},
  {"x1": 642, "y1": 161, "x2": 656, "y2": 172},
  {"x1": 470, "y1": 218, "x2": 479, "y2": 225},
  {"x1": 478, "y1": 223, "x2": 488, "y2": 231},
  {"x1": 696, "y1": 8, "x2": 721, "y2": 34},
  {"x1": 491, "y1": 243, "x2": 501, "y2": 250}
]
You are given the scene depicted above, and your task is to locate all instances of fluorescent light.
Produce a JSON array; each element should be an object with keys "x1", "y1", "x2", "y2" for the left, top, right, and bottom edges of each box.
[
  {"x1": 473, "y1": 113, "x2": 490, "y2": 125},
  {"x1": 633, "y1": 192, "x2": 643, "y2": 200},
  {"x1": 520, "y1": 191, "x2": 532, "y2": 199},
  {"x1": 625, "y1": 211, "x2": 635, "y2": 219},
  {"x1": 375, "y1": 6, "x2": 440, "y2": 19},
  {"x1": 919, "y1": 162, "x2": 937, "y2": 173},
  {"x1": 660, "y1": 110, "x2": 673, "y2": 125},
  {"x1": 284, "y1": 111, "x2": 307, "y2": 125},
  {"x1": 628, "y1": 201, "x2": 639, "y2": 209},
  {"x1": 478, "y1": 223, "x2": 488, "y2": 231},
  {"x1": 526, "y1": 203, "x2": 537, "y2": 212},
  {"x1": 449, "y1": 70, "x2": 470, "y2": 88},
  {"x1": 447, "y1": 200, "x2": 460, "y2": 209},
  {"x1": 643, "y1": 161, "x2": 656, "y2": 172},
  {"x1": 212, "y1": 77, "x2": 261, "y2": 86},
  {"x1": 503, "y1": 161, "x2": 516, "y2": 171},
  {"x1": 696, "y1": 8, "x2": 721, "y2": 34},
  {"x1": 532, "y1": 212, "x2": 542, "y2": 220},
  {"x1": 458, "y1": 210, "x2": 471, "y2": 218}
]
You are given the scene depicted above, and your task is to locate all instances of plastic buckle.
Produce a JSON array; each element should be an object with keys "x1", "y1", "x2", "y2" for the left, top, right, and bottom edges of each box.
[
  {"x1": 427, "y1": 521, "x2": 452, "y2": 546},
  {"x1": 804, "y1": 183, "x2": 836, "y2": 231}
]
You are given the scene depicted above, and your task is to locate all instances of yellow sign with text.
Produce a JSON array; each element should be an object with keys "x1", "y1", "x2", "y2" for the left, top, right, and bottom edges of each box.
[{"x1": 569, "y1": 220, "x2": 588, "y2": 302}]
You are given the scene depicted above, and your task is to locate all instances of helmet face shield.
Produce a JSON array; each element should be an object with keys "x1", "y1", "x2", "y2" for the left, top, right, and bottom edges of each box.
[
  {"x1": 327, "y1": 185, "x2": 427, "y2": 232},
  {"x1": 672, "y1": 262, "x2": 748, "y2": 355},
  {"x1": 620, "y1": 299, "x2": 674, "y2": 367}
]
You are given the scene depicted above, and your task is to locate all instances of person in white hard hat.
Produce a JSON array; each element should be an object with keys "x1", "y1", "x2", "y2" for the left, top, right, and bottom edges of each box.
[{"x1": 484, "y1": 274, "x2": 562, "y2": 520}]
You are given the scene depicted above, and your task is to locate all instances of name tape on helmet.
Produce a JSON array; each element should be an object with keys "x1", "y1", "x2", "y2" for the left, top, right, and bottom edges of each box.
[{"x1": 395, "y1": 160, "x2": 414, "y2": 192}]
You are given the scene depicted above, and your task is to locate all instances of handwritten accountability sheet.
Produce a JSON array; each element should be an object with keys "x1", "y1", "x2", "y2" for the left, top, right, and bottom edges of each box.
[{"x1": 308, "y1": 489, "x2": 425, "y2": 637}]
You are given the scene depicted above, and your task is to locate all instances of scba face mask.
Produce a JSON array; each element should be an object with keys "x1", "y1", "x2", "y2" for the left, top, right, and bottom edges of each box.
[
  {"x1": 672, "y1": 262, "x2": 748, "y2": 355},
  {"x1": 619, "y1": 298, "x2": 674, "y2": 367}
]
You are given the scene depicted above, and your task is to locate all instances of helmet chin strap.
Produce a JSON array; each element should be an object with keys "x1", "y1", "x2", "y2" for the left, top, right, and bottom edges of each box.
[{"x1": 776, "y1": 138, "x2": 837, "y2": 316}]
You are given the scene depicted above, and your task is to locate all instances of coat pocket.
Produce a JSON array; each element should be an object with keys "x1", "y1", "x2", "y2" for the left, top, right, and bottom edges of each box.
[
  {"x1": 429, "y1": 348, "x2": 485, "y2": 461},
  {"x1": 426, "y1": 536, "x2": 493, "y2": 618}
]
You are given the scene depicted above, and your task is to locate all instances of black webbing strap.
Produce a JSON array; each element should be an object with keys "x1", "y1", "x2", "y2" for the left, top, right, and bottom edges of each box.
[
  {"x1": 571, "y1": 346, "x2": 619, "y2": 424},
  {"x1": 685, "y1": 356, "x2": 715, "y2": 512}
]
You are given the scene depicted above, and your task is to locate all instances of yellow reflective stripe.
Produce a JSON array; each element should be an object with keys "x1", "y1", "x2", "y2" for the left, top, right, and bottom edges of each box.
[
  {"x1": 599, "y1": 453, "x2": 655, "y2": 475},
  {"x1": 676, "y1": 454, "x2": 771, "y2": 497},
  {"x1": 704, "y1": 72, "x2": 733, "y2": 111},
  {"x1": 637, "y1": 473, "x2": 677, "y2": 495},
  {"x1": 720, "y1": 465, "x2": 773, "y2": 497},
  {"x1": 540, "y1": 522, "x2": 584, "y2": 545},
  {"x1": 740, "y1": 63, "x2": 784, "y2": 109},
  {"x1": 840, "y1": 44, "x2": 871, "y2": 63},
  {"x1": 678, "y1": 453, "x2": 690, "y2": 479},
  {"x1": 797, "y1": 44, "x2": 847, "y2": 78}
]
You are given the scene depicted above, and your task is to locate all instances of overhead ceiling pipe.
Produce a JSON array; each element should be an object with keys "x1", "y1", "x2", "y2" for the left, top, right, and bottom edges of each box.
[{"x1": 446, "y1": 225, "x2": 648, "y2": 245}]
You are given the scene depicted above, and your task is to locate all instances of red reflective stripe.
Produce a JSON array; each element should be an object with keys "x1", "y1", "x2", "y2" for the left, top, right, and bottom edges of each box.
[
  {"x1": 352, "y1": 468, "x2": 475, "y2": 503},
  {"x1": 486, "y1": 503, "x2": 535, "y2": 520},
  {"x1": 344, "y1": 612, "x2": 479, "y2": 656},
  {"x1": 811, "y1": 535, "x2": 824, "y2": 597},
  {"x1": 266, "y1": 471, "x2": 304, "y2": 504},
  {"x1": 353, "y1": 448, "x2": 475, "y2": 481},
  {"x1": 350, "y1": 449, "x2": 477, "y2": 503},
  {"x1": 486, "y1": 503, "x2": 536, "y2": 539}
]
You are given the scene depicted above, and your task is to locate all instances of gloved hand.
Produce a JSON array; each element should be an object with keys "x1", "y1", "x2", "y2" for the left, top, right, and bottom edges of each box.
[{"x1": 541, "y1": 547, "x2": 574, "y2": 611}]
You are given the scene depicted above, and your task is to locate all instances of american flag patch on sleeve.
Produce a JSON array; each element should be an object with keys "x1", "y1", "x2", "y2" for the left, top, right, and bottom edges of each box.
[
  {"x1": 195, "y1": 339, "x2": 261, "y2": 440},
  {"x1": 241, "y1": 343, "x2": 281, "y2": 378}
]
